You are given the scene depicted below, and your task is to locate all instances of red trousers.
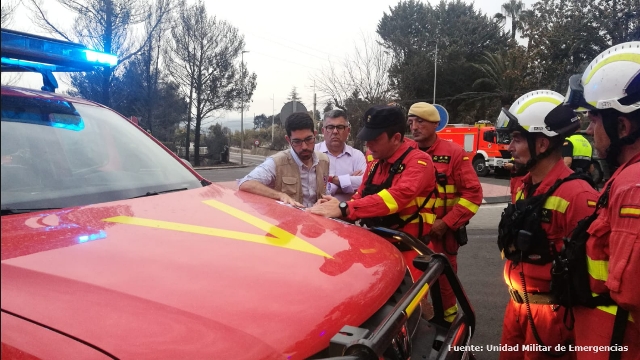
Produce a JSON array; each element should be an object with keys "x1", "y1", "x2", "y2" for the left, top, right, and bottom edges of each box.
[
  {"x1": 500, "y1": 300, "x2": 576, "y2": 360},
  {"x1": 573, "y1": 306, "x2": 640, "y2": 360},
  {"x1": 403, "y1": 233, "x2": 458, "y2": 322}
]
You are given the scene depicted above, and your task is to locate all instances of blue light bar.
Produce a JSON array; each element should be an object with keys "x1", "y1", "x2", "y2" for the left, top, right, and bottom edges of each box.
[
  {"x1": 1, "y1": 28, "x2": 119, "y2": 72},
  {"x1": 83, "y1": 49, "x2": 118, "y2": 66}
]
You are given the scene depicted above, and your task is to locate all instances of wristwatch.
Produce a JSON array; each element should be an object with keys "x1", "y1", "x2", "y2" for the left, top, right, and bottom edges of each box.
[{"x1": 339, "y1": 201, "x2": 348, "y2": 217}]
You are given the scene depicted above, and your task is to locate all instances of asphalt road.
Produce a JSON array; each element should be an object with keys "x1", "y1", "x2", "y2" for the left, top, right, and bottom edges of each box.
[{"x1": 197, "y1": 160, "x2": 508, "y2": 360}]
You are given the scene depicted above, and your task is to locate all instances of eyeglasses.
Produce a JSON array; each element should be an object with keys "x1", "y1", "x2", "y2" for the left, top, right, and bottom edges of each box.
[
  {"x1": 324, "y1": 125, "x2": 348, "y2": 132},
  {"x1": 290, "y1": 136, "x2": 315, "y2": 147}
]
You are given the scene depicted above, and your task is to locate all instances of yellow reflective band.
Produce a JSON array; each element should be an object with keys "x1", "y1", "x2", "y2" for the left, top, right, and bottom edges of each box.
[
  {"x1": 433, "y1": 197, "x2": 460, "y2": 208},
  {"x1": 458, "y1": 197, "x2": 480, "y2": 213},
  {"x1": 103, "y1": 199, "x2": 332, "y2": 258},
  {"x1": 544, "y1": 196, "x2": 570, "y2": 213},
  {"x1": 592, "y1": 293, "x2": 635, "y2": 322},
  {"x1": 620, "y1": 207, "x2": 640, "y2": 217},
  {"x1": 516, "y1": 96, "x2": 562, "y2": 114},
  {"x1": 587, "y1": 255, "x2": 608, "y2": 281},
  {"x1": 360, "y1": 248, "x2": 377, "y2": 254},
  {"x1": 400, "y1": 212, "x2": 437, "y2": 225},
  {"x1": 437, "y1": 184, "x2": 456, "y2": 193},
  {"x1": 584, "y1": 53, "x2": 640, "y2": 85},
  {"x1": 516, "y1": 190, "x2": 524, "y2": 201},
  {"x1": 406, "y1": 283, "x2": 430, "y2": 317},
  {"x1": 379, "y1": 189, "x2": 399, "y2": 213},
  {"x1": 444, "y1": 304, "x2": 458, "y2": 323},
  {"x1": 366, "y1": 154, "x2": 374, "y2": 162}
]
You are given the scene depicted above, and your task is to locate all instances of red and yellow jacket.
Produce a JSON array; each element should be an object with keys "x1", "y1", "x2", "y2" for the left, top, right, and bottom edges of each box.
[
  {"x1": 586, "y1": 152, "x2": 640, "y2": 327},
  {"x1": 506, "y1": 159, "x2": 599, "y2": 293},
  {"x1": 347, "y1": 139, "x2": 437, "y2": 239},
  {"x1": 423, "y1": 137, "x2": 483, "y2": 230}
]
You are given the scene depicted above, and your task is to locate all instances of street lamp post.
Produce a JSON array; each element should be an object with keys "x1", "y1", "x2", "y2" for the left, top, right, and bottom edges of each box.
[
  {"x1": 271, "y1": 94, "x2": 275, "y2": 143},
  {"x1": 240, "y1": 50, "x2": 249, "y2": 165},
  {"x1": 433, "y1": 42, "x2": 438, "y2": 104}
]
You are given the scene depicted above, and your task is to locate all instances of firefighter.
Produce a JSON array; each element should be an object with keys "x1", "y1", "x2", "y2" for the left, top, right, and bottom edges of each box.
[
  {"x1": 563, "y1": 133, "x2": 593, "y2": 174},
  {"x1": 407, "y1": 102, "x2": 483, "y2": 322},
  {"x1": 309, "y1": 104, "x2": 437, "y2": 280},
  {"x1": 564, "y1": 42, "x2": 640, "y2": 359},
  {"x1": 495, "y1": 90, "x2": 599, "y2": 360}
]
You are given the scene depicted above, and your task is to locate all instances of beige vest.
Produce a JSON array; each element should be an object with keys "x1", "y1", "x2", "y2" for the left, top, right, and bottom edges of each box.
[{"x1": 271, "y1": 150, "x2": 329, "y2": 205}]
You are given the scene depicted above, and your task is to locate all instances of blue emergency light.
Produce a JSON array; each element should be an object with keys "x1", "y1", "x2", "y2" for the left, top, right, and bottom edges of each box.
[{"x1": 1, "y1": 28, "x2": 118, "y2": 92}]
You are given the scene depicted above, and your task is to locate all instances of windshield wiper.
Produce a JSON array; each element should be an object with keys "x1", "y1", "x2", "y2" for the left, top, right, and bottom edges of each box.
[
  {"x1": 130, "y1": 187, "x2": 188, "y2": 199},
  {"x1": 1, "y1": 207, "x2": 62, "y2": 216}
]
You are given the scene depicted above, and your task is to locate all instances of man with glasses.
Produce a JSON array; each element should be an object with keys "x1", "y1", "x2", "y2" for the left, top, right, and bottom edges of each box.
[
  {"x1": 315, "y1": 109, "x2": 367, "y2": 202},
  {"x1": 407, "y1": 102, "x2": 483, "y2": 323},
  {"x1": 239, "y1": 112, "x2": 329, "y2": 208}
]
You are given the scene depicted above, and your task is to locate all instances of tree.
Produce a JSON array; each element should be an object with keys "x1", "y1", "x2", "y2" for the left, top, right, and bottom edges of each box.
[
  {"x1": 25, "y1": 0, "x2": 175, "y2": 107},
  {"x1": 521, "y1": 0, "x2": 610, "y2": 92},
  {"x1": 204, "y1": 123, "x2": 229, "y2": 162},
  {"x1": 287, "y1": 87, "x2": 302, "y2": 102},
  {"x1": 1, "y1": 1, "x2": 18, "y2": 27},
  {"x1": 468, "y1": 46, "x2": 531, "y2": 119},
  {"x1": 253, "y1": 114, "x2": 270, "y2": 129},
  {"x1": 378, "y1": 0, "x2": 509, "y2": 122},
  {"x1": 165, "y1": 0, "x2": 256, "y2": 166},
  {"x1": 313, "y1": 34, "x2": 395, "y2": 149},
  {"x1": 494, "y1": 0, "x2": 526, "y2": 40}
]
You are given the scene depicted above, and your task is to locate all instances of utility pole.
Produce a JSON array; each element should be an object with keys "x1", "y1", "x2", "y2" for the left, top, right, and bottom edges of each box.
[
  {"x1": 313, "y1": 80, "x2": 317, "y2": 133},
  {"x1": 240, "y1": 50, "x2": 249, "y2": 165},
  {"x1": 271, "y1": 94, "x2": 275, "y2": 143},
  {"x1": 433, "y1": 42, "x2": 437, "y2": 104}
]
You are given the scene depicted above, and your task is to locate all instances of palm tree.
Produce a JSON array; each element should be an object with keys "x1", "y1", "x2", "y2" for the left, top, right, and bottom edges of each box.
[{"x1": 494, "y1": 0, "x2": 526, "y2": 40}]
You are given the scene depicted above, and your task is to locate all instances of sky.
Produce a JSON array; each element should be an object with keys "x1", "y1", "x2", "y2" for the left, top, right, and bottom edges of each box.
[{"x1": 5, "y1": 0, "x2": 535, "y2": 131}]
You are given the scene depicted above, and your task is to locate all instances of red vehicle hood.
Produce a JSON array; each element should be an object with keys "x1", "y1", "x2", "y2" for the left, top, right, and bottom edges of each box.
[{"x1": 1, "y1": 185, "x2": 406, "y2": 359}]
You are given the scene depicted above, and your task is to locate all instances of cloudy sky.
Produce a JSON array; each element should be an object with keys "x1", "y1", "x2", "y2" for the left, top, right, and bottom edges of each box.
[{"x1": 7, "y1": 0, "x2": 534, "y2": 130}]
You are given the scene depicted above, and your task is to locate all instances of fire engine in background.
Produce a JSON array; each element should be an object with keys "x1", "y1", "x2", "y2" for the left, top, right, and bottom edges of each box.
[{"x1": 438, "y1": 120, "x2": 511, "y2": 176}]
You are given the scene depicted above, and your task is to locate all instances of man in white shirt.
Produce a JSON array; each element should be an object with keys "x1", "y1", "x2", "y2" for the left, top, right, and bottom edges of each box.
[{"x1": 315, "y1": 109, "x2": 367, "y2": 202}]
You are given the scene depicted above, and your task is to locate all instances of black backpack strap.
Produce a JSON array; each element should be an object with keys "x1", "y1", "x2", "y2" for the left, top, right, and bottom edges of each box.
[{"x1": 609, "y1": 307, "x2": 629, "y2": 360}]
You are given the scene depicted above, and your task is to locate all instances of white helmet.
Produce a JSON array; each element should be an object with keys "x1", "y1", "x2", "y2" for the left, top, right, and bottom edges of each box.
[
  {"x1": 565, "y1": 42, "x2": 640, "y2": 113},
  {"x1": 496, "y1": 90, "x2": 577, "y2": 137}
]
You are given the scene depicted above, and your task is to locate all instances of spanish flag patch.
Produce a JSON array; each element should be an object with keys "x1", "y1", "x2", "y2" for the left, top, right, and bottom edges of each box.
[
  {"x1": 587, "y1": 200, "x2": 597, "y2": 208},
  {"x1": 620, "y1": 205, "x2": 640, "y2": 218},
  {"x1": 418, "y1": 160, "x2": 427, "y2": 166},
  {"x1": 463, "y1": 156, "x2": 469, "y2": 161}
]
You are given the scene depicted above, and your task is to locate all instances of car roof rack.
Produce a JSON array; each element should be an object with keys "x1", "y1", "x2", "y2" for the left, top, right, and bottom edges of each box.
[{"x1": 1, "y1": 28, "x2": 118, "y2": 92}]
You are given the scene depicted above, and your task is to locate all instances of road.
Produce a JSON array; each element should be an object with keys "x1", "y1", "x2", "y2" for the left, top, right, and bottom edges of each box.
[{"x1": 197, "y1": 155, "x2": 508, "y2": 360}]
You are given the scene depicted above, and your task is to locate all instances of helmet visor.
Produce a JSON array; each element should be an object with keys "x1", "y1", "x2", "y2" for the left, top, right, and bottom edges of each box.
[
  {"x1": 564, "y1": 74, "x2": 596, "y2": 111},
  {"x1": 495, "y1": 108, "x2": 522, "y2": 133}
]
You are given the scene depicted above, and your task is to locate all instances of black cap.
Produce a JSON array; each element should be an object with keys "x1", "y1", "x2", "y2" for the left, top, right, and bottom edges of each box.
[
  {"x1": 357, "y1": 105, "x2": 406, "y2": 141},
  {"x1": 544, "y1": 104, "x2": 580, "y2": 136}
]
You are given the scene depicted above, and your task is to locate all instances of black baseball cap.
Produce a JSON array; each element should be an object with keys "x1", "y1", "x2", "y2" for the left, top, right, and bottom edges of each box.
[
  {"x1": 544, "y1": 104, "x2": 581, "y2": 136},
  {"x1": 357, "y1": 105, "x2": 406, "y2": 141}
]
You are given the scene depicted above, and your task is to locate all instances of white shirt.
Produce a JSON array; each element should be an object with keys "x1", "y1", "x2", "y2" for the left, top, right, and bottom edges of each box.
[{"x1": 315, "y1": 142, "x2": 367, "y2": 202}]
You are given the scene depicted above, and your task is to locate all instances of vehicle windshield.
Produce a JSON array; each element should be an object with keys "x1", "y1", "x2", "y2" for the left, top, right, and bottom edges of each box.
[
  {"x1": 497, "y1": 131, "x2": 511, "y2": 144},
  {"x1": 1, "y1": 94, "x2": 203, "y2": 211}
]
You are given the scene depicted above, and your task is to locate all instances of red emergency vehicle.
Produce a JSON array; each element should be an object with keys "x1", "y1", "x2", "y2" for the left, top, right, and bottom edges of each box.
[
  {"x1": 437, "y1": 121, "x2": 511, "y2": 176},
  {"x1": 0, "y1": 29, "x2": 477, "y2": 359}
]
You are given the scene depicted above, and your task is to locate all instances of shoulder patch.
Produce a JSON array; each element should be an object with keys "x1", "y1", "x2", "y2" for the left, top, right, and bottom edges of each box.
[
  {"x1": 432, "y1": 155, "x2": 451, "y2": 164},
  {"x1": 563, "y1": 141, "x2": 569, "y2": 146},
  {"x1": 620, "y1": 205, "x2": 640, "y2": 218},
  {"x1": 462, "y1": 156, "x2": 469, "y2": 161},
  {"x1": 417, "y1": 160, "x2": 428, "y2": 166},
  {"x1": 587, "y1": 200, "x2": 597, "y2": 208}
]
